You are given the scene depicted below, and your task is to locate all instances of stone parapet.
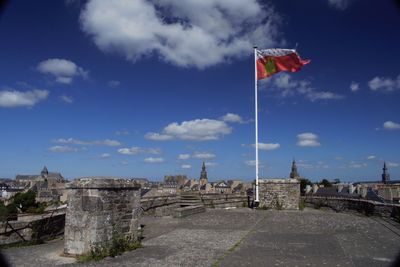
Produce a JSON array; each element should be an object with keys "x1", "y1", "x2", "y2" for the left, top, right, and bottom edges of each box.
[
  {"x1": 64, "y1": 177, "x2": 141, "y2": 256},
  {"x1": 303, "y1": 196, "x2": 400, "y2": 220},
  {"x1": 200, "y1": 193, "x2": 249, "y2": 209},
  {"x1": 258, "y1": 178, "x2": 300, "y2": 210}
]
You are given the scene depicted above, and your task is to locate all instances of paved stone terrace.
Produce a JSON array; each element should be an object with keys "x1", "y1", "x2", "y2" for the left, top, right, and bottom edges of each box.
[{"x1": 2, "y1": 208, "x2": 400, "y2": 267}]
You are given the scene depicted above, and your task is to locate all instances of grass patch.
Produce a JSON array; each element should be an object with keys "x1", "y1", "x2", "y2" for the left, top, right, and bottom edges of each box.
[
  {"x1": 77, "y1": 236, "x2": 142, "y2": 263},
  {"x1": 299, "y1": 199, "x2": 306, "y2": 211},
  {"x1": 314, "y1": 201, "x2": 322, "y2": 209},
  {"x1": 0, "y1": 239, "x2": 44, "y2": 250}
]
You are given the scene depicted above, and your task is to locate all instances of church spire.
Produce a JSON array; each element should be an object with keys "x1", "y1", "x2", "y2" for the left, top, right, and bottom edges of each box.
[
  {"x1": 290, "y1": 158, "x2": 300, "y2": 179},
  {"x1": 41, "y1": 166, "x2": 49, "y2": 177},
  {"x1": 199, "y1": 162, "x2": 208, "y2": 186},
  {"x1": 382, "y1": 162, "x2": 390, "y2": 184}
]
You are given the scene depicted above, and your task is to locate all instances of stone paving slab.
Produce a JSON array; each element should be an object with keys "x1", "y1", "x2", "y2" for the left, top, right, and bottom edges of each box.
[
  {"x1": 2, "y1": 208, "x2": 400, "y2": 267},
  {"x1": 219, "y1": 209, "x2": 400, "y2": 267}
]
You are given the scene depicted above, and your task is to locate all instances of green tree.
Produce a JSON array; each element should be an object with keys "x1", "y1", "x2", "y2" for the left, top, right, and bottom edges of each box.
[
  {"x1": 319, "y1": 179, "x2": 332, "y2": 187},
  {"x1": 13, "y1": 190, "x2": 37, "y2": 212},
  {"x1": 0, "y1": 202, "x2": 18, "y2": 221},
  {"x1": 299, "y1": 178, "x2": 312, "y2": 195}
]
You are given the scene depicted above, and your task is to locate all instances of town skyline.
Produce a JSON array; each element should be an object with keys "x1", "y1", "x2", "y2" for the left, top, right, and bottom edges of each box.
[{"x1": 1, "y1": 0, "x2": 399, "y2": 181}]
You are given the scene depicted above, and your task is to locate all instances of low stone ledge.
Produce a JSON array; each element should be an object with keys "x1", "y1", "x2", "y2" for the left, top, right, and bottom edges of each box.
[
  {"x1": 172, "y1": 205, "x2": 206, "y2": 218},
  {"x1": 66, "y1": 177, "x2": 141, "y2": 190}
]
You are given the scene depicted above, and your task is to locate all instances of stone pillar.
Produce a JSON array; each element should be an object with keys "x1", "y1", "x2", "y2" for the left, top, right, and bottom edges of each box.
[
  {"x1": 258, "y1": 179, "x2": 300, "y2": 210},
  {"x1": 64, "y1": 178, "x2": 141, "y2": 256}
]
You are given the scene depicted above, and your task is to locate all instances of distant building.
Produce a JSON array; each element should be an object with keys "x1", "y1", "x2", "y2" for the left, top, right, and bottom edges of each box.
[
  {"x1": 289, "y1": 159, "x2": 300, "y2": 179},
  {"x1": 199, "y1": 162, "x2": 208, "y2": 188},
  {"x1": 164, "y1": 175, "x2": 187, "y2": 187},
  {"x1": 15, "y1": 166, "x2": 67, "y2": 202},
  {"x1": 214, "y1": 181, "x2": 231, "y2": 193},
  {"x1": 382, "y1": 162, "x2": 390, "y2": 184}
]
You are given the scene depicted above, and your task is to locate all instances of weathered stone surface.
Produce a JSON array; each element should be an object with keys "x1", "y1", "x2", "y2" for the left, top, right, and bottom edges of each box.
[
  {"x1": 64, "y1": 177, "x2": 141, "y2": 256},
  {"x1": 4, "y1": 209, "x2": 400, "y2": 267},
  {"x1": 259, "y1": 179, "x2": 300, "y2": 210}
]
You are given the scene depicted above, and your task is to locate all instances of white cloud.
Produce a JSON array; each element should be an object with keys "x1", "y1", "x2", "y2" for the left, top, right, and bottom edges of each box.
[
  {"x1": 205, "y1": 162, "x2": 218, "y2": 167},
  {"x1": 60, "y1": 94, "x2": 74, "y2": 104},
  {"x1": 37, "y1": 58, "x2": 88, "y2": 84},
  {"x1": 108, "y1": 80, "x2": 120, "y2": 88},
  {"x1": 221, "y1": 113, "x2": 244, "y2": 123},
  {"x1": 115, "y1": 130, "x2": 130, "y2": 136},
  {"x1": 244, "y1": 160, "x2": 263, "y2": 168},
  {"x1": 181, "y1": 164, "x2": 191, "y2": 169},
  {"x1": 0, "y1": 89, "x2": 49, "y2": 108},
  {"x1": 53, "y1": 138, "x2": 121, "y2": 146},
  {"x1": 383, "y1": 121, "x2": 400, "y2": 130},
  {"x1": 245, "y1": 160, "x2": 256, "y2": 166},
  {"x1": 366, "y1": 155, "x2": 376, "y2": 160},
  {"x1": 144, "y1": 132, "x2": 174, "y2": 141},
  {"x1": 350, "y1": 82, "x2": 359, "y2": 92},
  {"x1": 99, "y1": 153, "x2": 111, "y2": 159},
  {"x1": 192, "y1": 152, "x2": 216, "y2": 159},
  {"x1": 48, "y1": 145, "x2": 79, "y2": 153},
  {"x1": 306, "y1": 91, "x2": 344, "y2": 102},
  {"x1": 252, "y1": 142, "x2": 280, "y2": 151},
  {"x1": 368, "y1": 75, "x2": 400, "y2": 92},
  {"x1": 144, "y1": 157, "x2": 164, "y2": 163},
  {"x1": 178, "y1": 154, "x2": 191, "y2": 160},
  {"x1": 387, "y1": 162, "x2": 399, "y2": 167},
  {"x1": 80, "y1": 0, "x2": 281, "y2": 69},
  {"x1": 118, "y1": 147, "x2": 161, "y2": 155},
  {"x1": 268, "y1": 73, "x2": 344, "y2": 102},
  {"x1": 328, "y1": 0, "x2": 351, "y2": 10},
  {"x1": 349, "y1": 162, "x2": 367, "y2": 168},
  {"x1": 146, "y1": 118, "x2": 232, "y2": 141},
  {"x1": 297, "y1": 163, "x2": 314, "y2": 169},
  {"x1": 297, "y1": 132, "x2": 321, "y2": 147}
]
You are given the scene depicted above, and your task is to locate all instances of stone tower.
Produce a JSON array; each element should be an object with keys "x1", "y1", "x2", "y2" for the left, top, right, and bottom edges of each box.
[
  {"x1": 382, "y1": 162, "x2": 390, "y2": 184},
  {"x1": 199, "y1": 162, "x2": 208, "y2": 186},
  {"x1": 41, "y1": 166, "x2": 49, "y2": 178},
  {"x1": 289, "y1": 159, "x2": 300, "y2": 179}
]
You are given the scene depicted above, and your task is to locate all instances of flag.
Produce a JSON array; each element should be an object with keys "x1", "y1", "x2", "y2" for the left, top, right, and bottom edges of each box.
[{"x1": 256, "y1": 48, "x2": 310, "y2": 80}]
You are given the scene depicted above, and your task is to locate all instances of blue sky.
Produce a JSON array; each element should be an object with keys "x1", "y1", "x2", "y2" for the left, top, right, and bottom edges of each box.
[{"x1": 0, "y1": 0, "x2": 399, "y2": 182}]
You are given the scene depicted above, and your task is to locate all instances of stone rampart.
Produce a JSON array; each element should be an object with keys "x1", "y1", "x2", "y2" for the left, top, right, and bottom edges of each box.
[
  {"x1": 200, "y1": 193, "x2": 249, "y2": 209},
  {"x1": 64, "y1": 177, "x2": 141, "y2": 256},
  {"x1": 303, "y1": 196, "x2": 400, "y2": 220},
  {"x1": 259, "y1": 179, "x2": 300, "y2": 210},
  {"x1": 141, "y1": 195, "x2": 180, "y2": 216},
  {"x1": 0, "y1": 210, "x2": 66, "y2": 245}
]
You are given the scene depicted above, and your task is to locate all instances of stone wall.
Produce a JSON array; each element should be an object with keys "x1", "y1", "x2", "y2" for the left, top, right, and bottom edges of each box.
[
  {"x1": 258, "y1": 179, "x2": 300, "y2": 210},
  {"x1": 303, "y1": 196, "x2": 400, "y2": 220},
  {"x1": 64, "y1": 178, "x2": 141, "y2": 256},
  {"x1": 200, "y1": 193, "x2": 249, "y2": 209},
  {"x1": 141, "y1": 195, "x2": 180, "y2": 216},
  {"x1": 0, "y1": 211, "x2": 65, "y2": 246}
]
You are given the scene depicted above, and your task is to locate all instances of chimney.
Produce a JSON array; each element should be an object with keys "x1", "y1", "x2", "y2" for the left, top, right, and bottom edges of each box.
[
  {"x1": 337, "y1": 184, "x2": 344, "y2": 193},
  {"x1": 356, "y1": 184, "x2": 361, "y2": 195},
  {"x1": 360, "y1": 186, "x2": 368, "y2": 198},
  {"x1": 312, "y1": 184, "x2": 319, "y2": 194},
  {"x1": 305, "y1": 185, "x2": 312, "y2": 194},
  {"x1": 349, "y1": 184, "x2": 355, "y2": 194}
]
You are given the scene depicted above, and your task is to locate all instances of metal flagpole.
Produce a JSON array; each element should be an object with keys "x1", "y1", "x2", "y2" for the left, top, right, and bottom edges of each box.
[{"x1": 254, "y1": 46, "x2": 259, "y2": 204}]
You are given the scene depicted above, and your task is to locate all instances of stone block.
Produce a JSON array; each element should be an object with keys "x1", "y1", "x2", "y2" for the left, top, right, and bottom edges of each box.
[{"x1": 64, "y1": 177, "x2": 141, "y2": 256}]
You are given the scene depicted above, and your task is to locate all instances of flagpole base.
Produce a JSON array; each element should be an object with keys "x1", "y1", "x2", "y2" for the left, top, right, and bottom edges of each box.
[{"x1": 253, "y1": 200, "x2": 260, "y2": 208}]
